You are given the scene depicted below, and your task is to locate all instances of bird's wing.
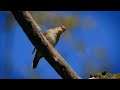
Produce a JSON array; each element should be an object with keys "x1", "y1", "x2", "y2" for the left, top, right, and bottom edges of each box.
[
  {"x1": 32, "y1": 32, "x2": 47, "y2": 69},
  {"x1": 32, "y1": 50, "x2": 43, "y2": 69},
  {"x1": 32, "y1": 31, "x2": 46, "y2": 54}
]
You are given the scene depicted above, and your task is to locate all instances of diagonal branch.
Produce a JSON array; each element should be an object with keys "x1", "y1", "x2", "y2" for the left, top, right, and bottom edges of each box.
[{"x1": 11, "y1": 10, "x2": 81, "y2": 79}]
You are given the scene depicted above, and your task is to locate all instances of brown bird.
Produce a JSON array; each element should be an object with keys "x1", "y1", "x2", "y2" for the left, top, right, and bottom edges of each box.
[{"x1": 32, "y1": 25, "x2": 66, "y2": 69}]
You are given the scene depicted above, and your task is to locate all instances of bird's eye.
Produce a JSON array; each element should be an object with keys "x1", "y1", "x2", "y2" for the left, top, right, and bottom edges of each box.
[{"x1": 61, "y1": 25, "x2": 63, "y2": 27}]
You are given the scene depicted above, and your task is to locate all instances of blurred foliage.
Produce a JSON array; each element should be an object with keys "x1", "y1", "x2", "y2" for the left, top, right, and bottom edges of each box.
[
  {"x1": 75, "y1": 41, "x2": 86, "y2": 53},
  {"x1": 80, "y1": 16, "x2": 95, "y2": 30},
  {"x1": 94, "y1": 47, "x2": 107, "y2": 59},
  {"x1": 85, "y1": 62, "x2": 98, "y2": 77},
  {"x1": 94, "y1": 47, "x2": 112, "y2": 71},
  {"x1": 30, "y1": 11, "x2": 80, "y2": 30},
  {"x1": 89, "y1": 71, "x2": 120, "y2": 79}
]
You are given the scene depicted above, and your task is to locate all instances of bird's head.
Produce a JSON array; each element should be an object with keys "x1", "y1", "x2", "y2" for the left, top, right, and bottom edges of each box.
[
  {"x1": 60, "y1": 25, "x2": 66, "y2": 32},
  {"x1": 54, "y1": 25, "x2": 66, "y2": 35}
]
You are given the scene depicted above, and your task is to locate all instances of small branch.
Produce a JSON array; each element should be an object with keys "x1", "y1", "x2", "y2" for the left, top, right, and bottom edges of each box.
[{"x1": 11, "y1": 10, "x2": 81, "y2": 79}]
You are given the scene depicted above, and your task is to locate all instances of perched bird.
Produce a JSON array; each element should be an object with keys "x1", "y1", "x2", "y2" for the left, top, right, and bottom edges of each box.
[{"x1": 32, "y1": 25, "x2": 66, "y2": 69}]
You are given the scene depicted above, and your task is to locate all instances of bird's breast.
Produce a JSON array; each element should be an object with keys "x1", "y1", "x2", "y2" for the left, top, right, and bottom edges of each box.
[{"x1": 46, "y1": 33, "x2": 58, "y2": 47}]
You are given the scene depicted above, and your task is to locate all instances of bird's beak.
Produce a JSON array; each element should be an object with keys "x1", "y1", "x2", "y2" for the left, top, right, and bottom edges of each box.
[{"x1": 62, "y1": 27, "x2": 66, "y2": 31}]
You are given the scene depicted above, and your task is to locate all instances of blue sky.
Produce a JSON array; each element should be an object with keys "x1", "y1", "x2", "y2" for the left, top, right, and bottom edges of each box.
[{"x1": 0, "y1": 11, "x2": 120, "y2": 79}]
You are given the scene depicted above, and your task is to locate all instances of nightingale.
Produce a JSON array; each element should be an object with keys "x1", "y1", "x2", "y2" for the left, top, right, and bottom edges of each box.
[{"x1": 32, "y1": 25, "x2": 66, "y2": 69}]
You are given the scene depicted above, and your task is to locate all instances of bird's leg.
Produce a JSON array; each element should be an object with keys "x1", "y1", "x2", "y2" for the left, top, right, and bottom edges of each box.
[{"x1": 32, "y1": 47, "x2": 36, "y2": 54}]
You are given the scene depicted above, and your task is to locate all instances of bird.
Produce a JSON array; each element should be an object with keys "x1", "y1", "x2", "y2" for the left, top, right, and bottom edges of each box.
[{"x1": 32, "y1": 25, "x2": 66, "y2": 69}]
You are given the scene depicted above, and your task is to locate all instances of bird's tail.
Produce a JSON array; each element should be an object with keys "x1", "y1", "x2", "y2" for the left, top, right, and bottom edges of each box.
[{"x1": 32, "y1": 50, "x2": 43, "y2": 69}]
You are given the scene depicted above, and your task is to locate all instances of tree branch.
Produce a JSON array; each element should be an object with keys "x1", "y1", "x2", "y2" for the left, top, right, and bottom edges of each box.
[{"x1": 11, "y1": 10, "x2": 81, "y2": 79}]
